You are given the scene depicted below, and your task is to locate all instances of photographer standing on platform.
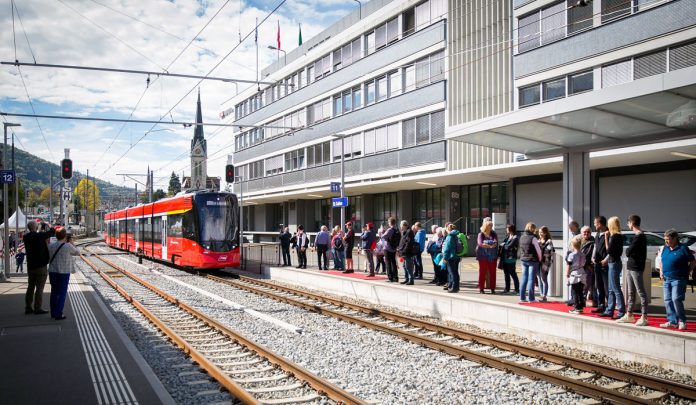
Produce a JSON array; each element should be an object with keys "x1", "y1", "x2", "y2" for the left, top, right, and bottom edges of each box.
[
  {"x1": 48, "y1": 228, "x2": 80, "y2": 320},
  {"x1": 23, "y1": 220, "x2": 55, "y2": 315}
]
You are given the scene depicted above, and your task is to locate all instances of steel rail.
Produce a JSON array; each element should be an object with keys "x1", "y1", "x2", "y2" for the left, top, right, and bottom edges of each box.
[
  {"x1": 79, "y1": 253, "x2": 261, "y2": 405},
  {"x1": 85, "y1": 249, "x2": 367, "y2": 405},
  {"x1": 213, "y1": 274, "x2": 694, "y2": 404}
]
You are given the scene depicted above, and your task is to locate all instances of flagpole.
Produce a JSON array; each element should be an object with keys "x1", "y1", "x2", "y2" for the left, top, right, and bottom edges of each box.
[{"x1": 255, "y1": 17, "x2": 259, "y2": 91}]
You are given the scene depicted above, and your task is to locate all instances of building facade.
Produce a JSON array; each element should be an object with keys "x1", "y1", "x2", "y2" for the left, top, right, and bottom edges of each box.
[{"x1": 223, "y1": 0, "x2": 696, "y2": 240}]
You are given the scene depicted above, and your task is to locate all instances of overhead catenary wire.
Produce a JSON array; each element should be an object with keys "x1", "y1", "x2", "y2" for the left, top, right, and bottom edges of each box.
[{"x1": 99, "y1": 0, "x2": 290, "y2": 178}]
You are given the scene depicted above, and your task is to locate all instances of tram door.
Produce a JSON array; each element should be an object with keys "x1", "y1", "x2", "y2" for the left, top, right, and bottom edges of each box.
[
  {"x1": 161, "y1": 216, "x2": 168, "y2": 261},
  {"x1": 135, "y1": 218, "x2": 140, "y2": 252}
]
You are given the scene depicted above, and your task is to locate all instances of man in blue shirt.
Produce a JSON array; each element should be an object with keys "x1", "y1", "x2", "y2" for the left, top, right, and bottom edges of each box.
[{"x1": 659, "y1": 229, "x2": 696, "y2": 330}]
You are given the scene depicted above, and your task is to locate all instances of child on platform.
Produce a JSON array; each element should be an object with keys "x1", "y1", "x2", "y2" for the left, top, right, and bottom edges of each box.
[{"x1": 566, "y1": 236, "x2": 586, "y2": 314}]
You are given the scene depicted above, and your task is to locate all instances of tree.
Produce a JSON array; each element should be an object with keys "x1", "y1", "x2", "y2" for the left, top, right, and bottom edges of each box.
[
  {"x1": 153, "y1": 189, "x2": 167, "y2": 201},
  {"x1": 74, "y1": 179, "x2": 101, "y2": 213},
  {"x1": 168, "y1": 172, "x2": 181, "y2": 196},
  {"x1": 39, "y1": 187, "x2": 59, "y2": 206}
]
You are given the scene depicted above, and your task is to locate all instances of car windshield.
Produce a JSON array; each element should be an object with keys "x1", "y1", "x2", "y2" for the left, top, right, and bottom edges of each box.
[
  {"x1": 194, "y1": 193, "x2": 239, "y2": 252},
  {"x1": 679, "y1": 234, "x2": 696, "y2": 246}
]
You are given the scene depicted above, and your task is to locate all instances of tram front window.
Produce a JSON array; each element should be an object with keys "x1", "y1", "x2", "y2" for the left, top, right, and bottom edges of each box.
[{"x1": 195, "y1": 194, "x2": 239, "y2": 252}]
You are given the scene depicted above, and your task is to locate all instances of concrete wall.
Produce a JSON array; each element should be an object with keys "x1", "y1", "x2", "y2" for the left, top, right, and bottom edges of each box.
[
  {"x1": 598, "y1": 169, "x2": 696, "y2": 232},
  {"x1": 515, "y1": 180, "x2": 562, "y2": 233}
]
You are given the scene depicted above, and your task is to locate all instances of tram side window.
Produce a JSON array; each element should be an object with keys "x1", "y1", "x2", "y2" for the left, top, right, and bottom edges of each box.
[
  {"x1": 169, "y1": 214, "x2": 183, "y2": 238},
  {"x1": 182, "y1": 211, "x2": 197, "y2": 240},
  {"x1": 142, "y1": 219, "x2": 152, "y2": 243},
  {"x1": 152, "y1": 217, "x2": 162, "y2": 242}
]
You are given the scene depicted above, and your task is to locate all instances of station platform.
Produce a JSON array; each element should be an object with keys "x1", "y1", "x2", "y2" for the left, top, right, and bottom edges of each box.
[
  {"x1": 0, "y1": 271, "x2": 174, "y2": 405},
  {"x1": 236, "y1": 257, "x2": 696, "y2": 378}
]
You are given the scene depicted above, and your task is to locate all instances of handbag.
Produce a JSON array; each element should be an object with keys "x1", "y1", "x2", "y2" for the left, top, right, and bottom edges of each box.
[{"x1": 497, "y1": 257, "x2": 504, "y2": 270}]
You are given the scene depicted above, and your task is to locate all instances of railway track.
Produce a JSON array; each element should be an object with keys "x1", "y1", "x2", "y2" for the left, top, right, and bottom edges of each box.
[
  {"x1": 79, "y1": 247, "x2": 366, "y2": 405},
  {"x1": 206, "y1": 274, "x2": 696, "y2": 405}
]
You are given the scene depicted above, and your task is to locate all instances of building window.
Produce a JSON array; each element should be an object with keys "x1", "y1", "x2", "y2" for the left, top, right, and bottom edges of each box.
[
  {"x1": 387, "y1": 123, "x2": 400, "y2": 149},
  {"x1": 265, "y1": 155, "x2": 283, "y2": 176},
  {"x1": 567, "y1": 0, "x2": 592, "y2": 34},
  {"x1": 541, "y1": 2, "x2": 565, "y2": 45},
  {"x1": 602, "y1": 0, "x2": 631, "y2": 22},
  {"x1": 633, "y1": 50, "x2": 667, "y2": 80},
  {"x1": 389, "y1": 70, "x2": 402, "y2": 97},
  {"x1": 542, "y1": 77, "x2": 566, "y2": 101},
  {"x1": 343, "y1": 91, "x2": 352, "y2": 113},
  {"x1": 403, "y1": 8, "x2": 415, "y2": 36},
  {"x1": 366, "y1": 32, "x2": 375, "y2": 55},
  {"x1": 306, "y1": 142, "x2": 330, "y2": 167},
  {"x1": 669, "y1": 40, "x2": 696, "y2": 71},
  {"x1": 518, "y1": 12, "x2": 540, "y2": 52},
  {"x1": 364, "y1": 129, "x2": 376, "y2": 155},
  {"x1": 519, "y1": 85, "x2": 540, "y2": 107},
  {"x1": 308, "y1": 98, "x2": 331, "y2": 124},
  {"x1": 430, "y1": 51, "x2": 445, "y2": 82},
  {"x1": 333, "y1": 95, "x2": 343, "y2": 116},
  {"x1": 366, "y1": 81, "x2": 376, "y2": 105},
  {"x1": 332, "y1": 134, "x2": 361, "y2": 161},
  {"x1": 377, "y1": 76, "x2": 388, "y2": 102},
  {"x1": 415, "y1": 57, "x2": 430, "y2": 88},
  {"x1": 404, "y1": 65, "x2": 416, "y2": 92},
  {"x1": 386, "y1": 17, "x2": 399, "y2": 44},
  {"x1": 307, "y1": 65, "x2": 315, "y2": 84},
  {"x1": 415, "y1": 1, "x2": 431, "y2": 30},
  {"x1": 415, "y1": 114, "x2": 429, "y2": 144},
  {"x1": 602, "y1": 60, "x2": 632, "y2": 88},
  {"x1": 352, "y1": 86, "x2": 363, "y2": 110},
  {"x1": 375, "y1": 23, "x2": 387, "y2": 50},
  {"x1": 568, "y1": 71, "x2": 593, "y2": 95},
  {"x1": 284, "y1": 149, "x2": 305, "y2": 172},
  {"x1": 402, "y1": 118, "x2": 416, "y2": 147}
]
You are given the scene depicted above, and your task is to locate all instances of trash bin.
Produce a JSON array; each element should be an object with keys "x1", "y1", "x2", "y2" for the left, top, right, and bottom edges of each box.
[{"x1": 621, "y1": 258, "x2": 652, "y2": 312}]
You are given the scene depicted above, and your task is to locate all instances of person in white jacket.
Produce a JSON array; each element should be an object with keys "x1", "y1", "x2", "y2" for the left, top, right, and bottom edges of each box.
[{"x1": 47, "y1": 228, "x2": 80, "y2": 320}]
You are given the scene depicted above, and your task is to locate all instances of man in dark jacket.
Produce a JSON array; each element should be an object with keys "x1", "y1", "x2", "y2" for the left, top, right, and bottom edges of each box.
[
  {"x1": 397, "y1": 220, "x2": 416, "y2": 285},
  {"x1": 383, "y1": 217, "x2": 400, "y2": 282},
  {"x1": 279, "y1": 227, "x2": 291, "y2": 267},
  {"x1": 23, "y1": 220, "x2": 55, "y2": 314},
  {"x1": 591, "y1": 216, "x2": 609, "y2": 313},
  {"x1": 579, "y1": 226, "x2": 596, "y2": 306},
  {"x1": 360, "y1": 223, "x2": 376, "y2": 277}
]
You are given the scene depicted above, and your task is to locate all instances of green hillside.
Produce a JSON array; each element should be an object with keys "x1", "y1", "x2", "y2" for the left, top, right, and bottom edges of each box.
[{"x1": 0, "y1": 144, "x2": 134, "y2": 213}]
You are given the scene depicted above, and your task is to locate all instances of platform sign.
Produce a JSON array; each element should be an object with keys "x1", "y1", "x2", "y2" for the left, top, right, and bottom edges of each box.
[
  {"x1": 331, "y1": 197, "x2": 348, "y2": 208},
  {"x1": 0, "y1": 170, "x2": 15, "y2": 184},
  {"x1": 61, "y1": 189, "x2": 72, "y2": 201},
  {"x1": 330, "y1": 182, "x2": 341, "y2": 193}
]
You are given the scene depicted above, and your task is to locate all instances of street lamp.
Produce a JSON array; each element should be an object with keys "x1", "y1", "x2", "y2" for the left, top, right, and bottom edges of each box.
[
  {"x1": 3, "y1": 122, "x2": 20, "y2": 280},
  {"x1": 333, "y1": 133, "x2": 350, "y2": 233},
  {"x1": 267, "y1": 45, "x2": 287, "y2": 65}
]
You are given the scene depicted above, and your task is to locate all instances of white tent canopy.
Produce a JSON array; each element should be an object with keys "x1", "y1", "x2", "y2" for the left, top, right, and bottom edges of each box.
[{"x1": 0, "y1": 207, "x2": 27, "y2": 229}]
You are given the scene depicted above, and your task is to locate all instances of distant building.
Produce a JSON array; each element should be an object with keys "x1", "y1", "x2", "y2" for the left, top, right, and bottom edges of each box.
[{"x1": 183, "y1": 89, "x2": 220, "y2": 191}]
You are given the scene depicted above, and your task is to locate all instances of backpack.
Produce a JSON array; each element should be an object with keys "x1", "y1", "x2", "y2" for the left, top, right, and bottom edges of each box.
[
  {"x1": 334, "y1": 237, "x2": 344, "y2": 250},
  {"x1": 455, "y1": 233, "x2": 468, "y2": 257}
]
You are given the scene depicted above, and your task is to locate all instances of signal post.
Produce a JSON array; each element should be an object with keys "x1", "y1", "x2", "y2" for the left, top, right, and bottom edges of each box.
[{"x1": 61, "y1": 149, "x2": 73, "y2": 227}]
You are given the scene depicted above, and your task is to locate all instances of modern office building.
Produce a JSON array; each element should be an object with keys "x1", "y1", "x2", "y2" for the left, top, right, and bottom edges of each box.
[{"x1": 223, "y1": 0, "x2": 696, "y2": 240}]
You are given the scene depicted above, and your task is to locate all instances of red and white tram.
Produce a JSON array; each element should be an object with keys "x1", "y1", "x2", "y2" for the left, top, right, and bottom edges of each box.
[{"x1": 104, "y1": 191, "x2": 240, "y2": 269}]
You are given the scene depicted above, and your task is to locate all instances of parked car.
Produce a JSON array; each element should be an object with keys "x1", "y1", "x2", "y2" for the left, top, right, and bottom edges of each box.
[{"x1": 621, "y1": 231, "x2": 664, "y2": 272}]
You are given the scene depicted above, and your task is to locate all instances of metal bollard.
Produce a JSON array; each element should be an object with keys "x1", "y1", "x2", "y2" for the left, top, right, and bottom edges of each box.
[{"x1": 138, "y1": 253, "x2": 142, "y2": 264}]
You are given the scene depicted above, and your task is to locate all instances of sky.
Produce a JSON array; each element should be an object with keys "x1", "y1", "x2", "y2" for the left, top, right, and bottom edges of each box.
[{"x1": 0, "y1": 0, "x2": 359, "y2": 192}]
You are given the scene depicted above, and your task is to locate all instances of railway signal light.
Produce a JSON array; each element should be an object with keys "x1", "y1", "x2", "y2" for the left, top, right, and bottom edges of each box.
[
  {"x1": 61, "y1": 159, "x2": 73, "y2": 179},
  {"x1": 225, "y1": 164, "x2": 235, "y2": 183}
]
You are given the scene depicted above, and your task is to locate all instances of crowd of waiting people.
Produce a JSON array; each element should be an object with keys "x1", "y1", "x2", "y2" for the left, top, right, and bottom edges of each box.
[{"x1": 280, "y1": 214, "x2": 695, "y2": 330}]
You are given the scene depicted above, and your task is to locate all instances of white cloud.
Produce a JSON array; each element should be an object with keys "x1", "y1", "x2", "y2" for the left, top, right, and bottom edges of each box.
[{"x1": 1, "y1": 0, "x2": 354, "y2": 186}]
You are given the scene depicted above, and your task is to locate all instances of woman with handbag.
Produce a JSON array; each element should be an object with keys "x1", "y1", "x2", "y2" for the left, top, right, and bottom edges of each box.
[
  {"x1": 476, "y1": 219, "x2": 498, "y2": 294},
  {"x1": 538, "y1": 226, "x2": 555, "y2": 302},
  {"x1": 499, "y1": 224, "x2": 520, "y2": 294},
  {"x1": 47, "y1": 228, "x2": 80, "y2": 320}
]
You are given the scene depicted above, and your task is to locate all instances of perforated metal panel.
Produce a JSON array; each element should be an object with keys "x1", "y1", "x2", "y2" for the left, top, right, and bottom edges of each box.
[
  {"x1": 634, "y1": 50, "x2": 666, "y2": 80},
  {"x1": 669, "y1": 41, "x2": 696, "y2": 71}
]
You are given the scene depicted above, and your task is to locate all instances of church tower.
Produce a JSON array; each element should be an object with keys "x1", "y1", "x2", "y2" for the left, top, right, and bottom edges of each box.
[{"x1": 190, "y1": 89, "x2": 208, "y2": 190}]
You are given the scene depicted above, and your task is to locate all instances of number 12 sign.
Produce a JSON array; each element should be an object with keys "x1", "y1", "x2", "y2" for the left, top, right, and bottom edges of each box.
[{"x1": 0, "y1": 170, "x2": 15, "y2": 184}]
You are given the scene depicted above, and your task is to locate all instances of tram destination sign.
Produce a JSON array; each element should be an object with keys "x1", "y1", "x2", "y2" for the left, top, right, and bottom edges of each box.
[{"x1": 331, "y1": 197, "x2": 348, "y2": 208}]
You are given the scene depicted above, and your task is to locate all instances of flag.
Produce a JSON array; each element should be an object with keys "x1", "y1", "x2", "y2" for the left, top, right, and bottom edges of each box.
[
  {"x1": 276, "y1": 20, "x2": 281, "y2": 50},
  {"x1": 298, "y1": 23, "x2": 303, "y2": 46},
  {"x1": 255, "y1": 17, "x2": 258, "y2": 43}
]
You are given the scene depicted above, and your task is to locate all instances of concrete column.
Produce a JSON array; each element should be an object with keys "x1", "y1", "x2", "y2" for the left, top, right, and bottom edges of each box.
[
  {"x1": 558, "y1": 152, "x2": 590, "y2": 298},
  {"x1": 444, "y1": 186, "x2": 461, "y2": 227}
]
